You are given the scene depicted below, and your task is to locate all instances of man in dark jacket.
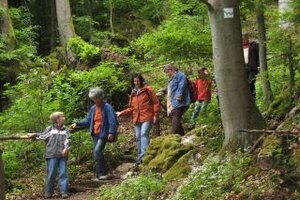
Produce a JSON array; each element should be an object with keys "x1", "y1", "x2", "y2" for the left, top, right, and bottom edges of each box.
[{"x1": 242, "y1": 33, "x2": 259, "y2": 98}]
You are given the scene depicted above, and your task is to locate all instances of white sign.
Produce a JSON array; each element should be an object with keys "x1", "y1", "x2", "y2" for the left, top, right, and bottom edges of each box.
[{"x1": 223, "y1": 8, "x2": 234, "y2": 18}]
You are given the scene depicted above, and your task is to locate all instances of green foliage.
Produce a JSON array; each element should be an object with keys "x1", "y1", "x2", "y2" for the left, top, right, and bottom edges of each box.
[
  {"x1": 98, "y1": 175, "x2": 164, "y2": 200},
  {"x1": 67, "y1": 36, "x2": 100, "y2": 62},
  {"x1": 3, "y1": 141, "x2": 44, "y2": 179},
  {"x1": 51, "y1": 63, "x2": 127, "y2": 120},
  {"x1": 173, "y1": 152, "x2": 252, "y2": 200},
  {"x1": 135, "y1": 15, "x2": 211, "y2": 61},
  {"x1": 73, "y1": 15, "x2": 99, "y2": 41},
  {"x1": 0, "y1": 67, "x2": 58, "y2": 132},
  {"x1": 9, "y1": 7, "x2": 39, "y2": 47}
]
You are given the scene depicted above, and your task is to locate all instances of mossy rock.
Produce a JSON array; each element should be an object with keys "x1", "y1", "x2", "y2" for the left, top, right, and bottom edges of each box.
[
  {"x1": 163, "y1": 150, "x2": 195, "y2": 181},
  {"x1": 143, "y1": 135, "x2": 193, "y2": 173},
  {"x1": 258, "y1": 134, "x2": 282, "y2": 170},
  {"x1": 259, "y1": 134, "x2": 282, "y2": 157}
]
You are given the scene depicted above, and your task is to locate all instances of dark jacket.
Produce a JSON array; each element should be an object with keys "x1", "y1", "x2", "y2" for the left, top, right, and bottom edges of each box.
[
  {"x1": 76, "y1": 102, "x2": 118, "y2": 139},
  {"x1": 36, "y1": 125, "x2": 71, "y2": 159},
  {"x1": 246, "y1": 41, "x2": 259, "y2": 74}
]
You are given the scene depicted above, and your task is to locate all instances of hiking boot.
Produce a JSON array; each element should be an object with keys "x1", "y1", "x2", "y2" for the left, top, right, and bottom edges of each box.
[
  {"x1": 98, "y1": 174, "x2": 110, "y2": 180},
  {"x1": 61, "y1": 193, "x2": 68, "y2": 199},
  {"x1": 92, "y1": 177, "x2": 100, "y2": 181}
]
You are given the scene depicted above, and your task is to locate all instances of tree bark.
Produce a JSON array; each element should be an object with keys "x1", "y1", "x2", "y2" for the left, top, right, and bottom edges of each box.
[
  {"x1": 55, "y1": 0, "x2": 76, "y2": 65},
  {"x1": 109, "y1": 0, "x2": 114, "y2": 35},
  {"x1": 0, "y1": 0, "x2": 16, "y2": 50},
  {"x1": 287, "y1": 36, "x2": 295, "y2": 90},
  {"x1": 207, "y1": 0, "x2": 266, "y2": 150},
  {"x1": 0, "y1": 148, "x2": 5, "y2": 200},
  {"x1": 256, "y1": 9, "x2": 273, "y2": 106},
  {"x1": 50, "y1": 0, "x2": 56, "y2": 51}
]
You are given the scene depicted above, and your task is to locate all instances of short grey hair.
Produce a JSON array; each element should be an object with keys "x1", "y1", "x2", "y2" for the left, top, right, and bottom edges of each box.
[
  {"x1": 50, "y1": 112, "x2": 65, "y2": 123},
  {"x1": 88, "y1": 87, "x2": 104, "y2": 99},
  {"x1": 164, "y1": 63, "x2": 178, "y2": 72}
]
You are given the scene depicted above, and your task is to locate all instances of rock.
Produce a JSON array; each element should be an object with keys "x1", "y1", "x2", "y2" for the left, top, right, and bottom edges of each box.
[
  {"x1": 257, "y1": 134, "x2": 282, "y2": 170},
  {"x1": 120, "y1": 171, "x2": 137, "y2": 180},
  {"x1": 181, "y1": 135, "x2": 197, "y2": 145},
  {"x1": 143, "y1": 135, "x2": 193, "y2": 173}
]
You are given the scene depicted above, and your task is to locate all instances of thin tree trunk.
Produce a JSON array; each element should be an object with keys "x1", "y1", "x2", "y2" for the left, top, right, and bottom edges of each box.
[
  {"x1": 256, "y1": 9, "x2": 273, "y2": 106},
  {"x1": 0, "y1": 0, "x2": 16, "y2": 50},
  {"x1": 0, "y1": 148, "x2": 5, "y2": 200},
  {"x1": 55, "y1": 0, "x2": 76, "y2": 65},
  {"x1": 287, "y1": 36, "x2": 295, "y2": 90},
  {"x1": 109, "y1": 0, "x2": 114, "y2": 35},
  {"x1": 50, "y1": 0, "x2": 56, "y2": 51},
  {"x1": 207, "y1": 0, "x2": 266, "y2": 150}
]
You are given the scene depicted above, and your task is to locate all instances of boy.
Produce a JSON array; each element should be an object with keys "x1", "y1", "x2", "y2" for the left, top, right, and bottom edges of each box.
[
  {"x1": 190, "y1": 68, "x2": 212, "y2": 123},
  {"x1": 28, "y1": 112, "x2": 71, "y2": 199}
]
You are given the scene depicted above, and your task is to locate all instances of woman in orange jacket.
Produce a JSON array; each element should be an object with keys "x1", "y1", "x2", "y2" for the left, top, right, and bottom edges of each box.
[{"x1": 117, "y1": 74, "x2": 160, "y2": 164}]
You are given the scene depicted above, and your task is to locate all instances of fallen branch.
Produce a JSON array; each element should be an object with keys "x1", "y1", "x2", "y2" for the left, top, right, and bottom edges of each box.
[
  {"x1": 0, "y1": 135, "x2": 32, "y2": 141},
  {"x1": 240, "y1": 129, "x2": 300, "y2": 135},
  {"x1": 248, "y1": 133, "x2": 267, "y2": 154}
]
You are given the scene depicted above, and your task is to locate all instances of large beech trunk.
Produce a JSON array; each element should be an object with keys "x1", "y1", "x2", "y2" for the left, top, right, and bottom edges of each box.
[
  {"x1": 0, "y1": 0, "x2": 16, "y2": 50},
  {"x1": 207, "y1": 0, "x2": 266, "y2": 150},
  {"x1": 55, "y1": 0, "x2": 76, "y2": 65}
]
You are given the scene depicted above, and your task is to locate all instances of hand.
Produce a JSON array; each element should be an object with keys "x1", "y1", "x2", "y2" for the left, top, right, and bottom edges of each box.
[
  {"x1": 62, "y1": 148, "x2": 68, "y2": 157},
  {"x1": 70, "y1": 123, "x2": 77, "y2": 129},
  {"x1": 107, "y1": 134, "x2": 114, "y2": 142},
  {"x1": 27, "y1": 133, "x2": 36, "y2": 139},
  {"x1": 153, "y1": 116, "x2": 157, "y2": 124},
  {"x1": 176, "y1": 96, "x2": 182, "y2": 102},
  {"x1": 116, "y1": 112, "x2": 121, "y2": 117}
]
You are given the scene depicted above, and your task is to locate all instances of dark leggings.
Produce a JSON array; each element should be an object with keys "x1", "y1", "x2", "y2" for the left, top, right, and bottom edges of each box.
[{"x1": 169, "y1": 106, "x2": 189, "y2": 136}]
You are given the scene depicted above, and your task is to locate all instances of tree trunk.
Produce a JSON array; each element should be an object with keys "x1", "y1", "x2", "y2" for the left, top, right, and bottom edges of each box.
[
  {"x1": 50, "y1": 0, "x2": 56, "y2": 51},
  {"x1": 207, "y1": 0, "x2": 266, "y2": 150},
  {"x1": 109, "y1": 0, "x2": 114, "y2": 35},
  {"x1": 55, "y1": 0, "x2": 76, "y2": 65},
  {"x1": 287, "y1": 36, "x2": 295, "y2": 90},
  {"x1": 0, "y1": 148, "x2": 5, "y2": 200},
  {"x1": 256, "y1": 9, "x2": 273, "y2": 107},
  {"x1": 0, "y1": 0, "x2": 16, "y2": 50}
]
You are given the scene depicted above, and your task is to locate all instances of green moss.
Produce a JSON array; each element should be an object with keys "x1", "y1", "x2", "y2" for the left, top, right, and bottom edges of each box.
[
  {"x1": 143, "y1": 135, "x2": 192, "y2": 173},
  {"x1": 163, "y1": 150, "x2": 194, "y2": 181},
  {"x1": 259, "y1": 134, "x2": 282, "y2": 157}
]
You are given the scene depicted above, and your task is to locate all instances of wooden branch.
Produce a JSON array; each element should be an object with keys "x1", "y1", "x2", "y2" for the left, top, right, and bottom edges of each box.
[
  {"x1": 240, "y1": 129, "x2": 300, "y2": 135},
  {"x1": 248, "y1": 133, "x2": 266, "y2": 154},
  {"x1": 0, "y1": 135, "x2": 32, "y2": 141}
]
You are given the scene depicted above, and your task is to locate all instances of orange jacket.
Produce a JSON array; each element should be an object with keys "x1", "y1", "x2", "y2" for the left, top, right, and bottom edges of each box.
[{"x1": 120, "y1": 86, "x2": 160, "y2": 124}]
